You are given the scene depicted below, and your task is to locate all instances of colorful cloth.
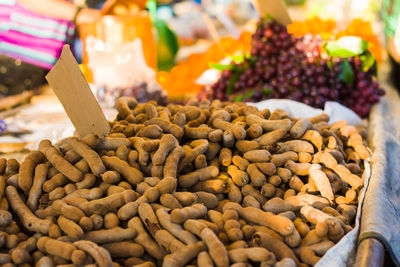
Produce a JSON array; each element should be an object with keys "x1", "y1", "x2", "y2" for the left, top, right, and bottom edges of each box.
[{"x1": 0, "y1": 0, "x2": 75, "y2": 69}]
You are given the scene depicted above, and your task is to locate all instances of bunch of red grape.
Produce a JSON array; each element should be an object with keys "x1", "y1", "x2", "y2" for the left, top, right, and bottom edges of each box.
[{"x1": 199, "y1": 19, "x2": 384, "y2": 118}]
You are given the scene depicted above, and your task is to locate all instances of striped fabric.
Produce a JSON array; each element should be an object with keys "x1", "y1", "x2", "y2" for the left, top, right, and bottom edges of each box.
[{"x1": 0, "y1": 0, "x2": 75, "y2": 69}]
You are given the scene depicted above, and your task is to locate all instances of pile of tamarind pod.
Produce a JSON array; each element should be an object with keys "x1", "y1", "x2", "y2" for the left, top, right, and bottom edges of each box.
[{"x1": 0, "y1": 96, "x2": 369, "y2": 267}]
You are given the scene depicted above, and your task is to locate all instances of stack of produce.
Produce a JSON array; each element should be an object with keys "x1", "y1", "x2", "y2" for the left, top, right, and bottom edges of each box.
[
  {"x1": 0, "y1": 96, "x2": 368, "y2": 266},
  {"x1": 200, "y1": 18, "x2": 384, "y2": 118}
]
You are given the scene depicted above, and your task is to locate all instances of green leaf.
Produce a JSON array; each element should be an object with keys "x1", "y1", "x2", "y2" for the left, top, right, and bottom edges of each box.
[
  {"x1": 325, "y1": 36, "x2": 369, "y2": 58},
  {"x1": 243, "y1": 89, "x2": 254, "y2": 99},
  {"x1": 231, "y1": 54, "x2": 245, "y2": 64},
  {"x1": 263, "y1": 88, "x2": 272, "y2": 95},
  {"x1": 359, "y1": 50, "x2": 377, "y2": 73},
  {"x1": 233, "y1": 95, "x2": 244, "y2": 102},
  {"x1": 248, "y1": 56, "x2": 257, "y2": 68},
  {"x1": 210, "y1": 63, "x2": 233, "y2": 71},
  {"x1": 146, "y1": 0, "x2": 157, "y2": 22},
  {"x1": 233, "y1": 90, "x2": 253, "y2": 102},
  {"x1": 226, "y1": 71, "x2": 241, "y2": 95},
  {"x1": 339, "y1": 59, "x2": 354, "y2": 85},
  {"x1": 264, "y1": 13, "x2": 274, "y2": 22}
]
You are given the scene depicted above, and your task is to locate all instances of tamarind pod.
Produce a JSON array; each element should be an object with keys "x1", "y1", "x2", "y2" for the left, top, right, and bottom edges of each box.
[
  {"x1": 185, "y1": 126, "x2": 212, "y2": 139},
  {"x1": 278, "y1": 140, "x2": 315, "y2": 154},
  {"x1": 0, "y1": 175, "x2": 5, "y2": 201},
  {"x1": 144, "y1": 118, "x2": 184, "y2": 139},
  {"x1": 285, "y1": 160, "x2": 311, "y2": 176},
  {"x1": 210, "y1": 109, "x2": 230, "y2": 122},
  {"x1": 219, "y1": 148, "x2": 232, "y2": 166},
  {"x1": 183, "y1": 219, "x2": 208, "y2": 237},
  {"x1": 224, "y1": 202, "x2": 295, "y2": 236},
  {"x1": 171, "y1": 203, "x2": 207, "y2": 224},
  {"x1": 152, "y1": 134, "x2": 179, "y2": 165},
  {"x1": 299, "y1": 248, "x2": 320, "y2": 266},
  {"x1": 27, "y1": 163, "x2": 48, "y2": 211},
  {"x1": 162, "y1": 241, "x2": 205, "y2": 267},
  {"x1": 64, "y1": 138, "x2": 105, "y2": 177},
  {"x1": 190, "y1": 179, "x2": 227, "y2": 194},
  {"x1": 332, "y1": 164, "x2": 363, "y2": 189},
  {"x1": 302, "y1": 130, "x2": 324, "y2": 151},
  {"x1": 228, "y1": 247, "x2": 276, "y2": 263},
  {"x1": 101, "y1": 156, "x2": 143, "y2": 185},
  {"x1": 235, "y1": 140, "x2": 259, "y2": 153},
  {"x1": 154, "y1": 229, "x2": 185, "y2": 253},
  {"x1": 83, "y1": 227, "x2": 137, "y2": 244},
  {"x1": 5, "y1": 158, "x2": 19, "y2": 176},
  {"x1": 270, "y1": 152, "x2": 298, "y2": 167},
  {"x1": 116, "y1": 96, "x2": 137, "y2": 119},
  {"x1": 247, "y1": 124, "x2": 263, "y2": 139},
  {"x1": 74, "y1": 173, "x2": 95, "y2": 190},
  {"x1": 187, "y1": 109, "x2": 209, "y2": 127},
  {"x1": 284, "y1": 228, "x2": 301, "y2": 248},
  {"x1": 141, "y1": 140, "x2": 160, "y2": 152},
  {"x1": 37, "y1": 237, "x2": 76, "y2": 261},
  {"x1": 246, "y1": 164, "x2": 267, "y2": 187},
  {"x1": 96, "y1": 137, "x2": 131, "y2": 151},
  {"x1": 0, "y1": 158, "x2": 6, "y2": 176},
  {"x1": 309, "y1": 164, "x2": 334, "y2": 203},
  {"x1": 196, "y1": 191, "x2": 218, "y2": 209},
  {"x1": 223, "y1": 130, "x2": 234, "y2": 147},
  {"x1": 39, "y1": 140, "x2": 82, "y2": 182},
  {"x1": 43, "y1": 173, "x2": 68, "y2": 193},
  {"x1": 118, "y1": 196, "x2": 147, "y2": 220},
  {"x1": 179, "y1": 166, "x2": 219, "y2": 188},
  {"x1": 197, "y1": 251, "x2": 213, "y2": 267},
  {"x1": 308, "y1": 113, "x2": 329, "y2": 124},
  {"x1": 243, "y1": 150, "x2": 271, "y2": 163},
  {"x1": 64, "y1": 188, "x2": 103, "y2": 201},
  {"x1": 18, "y1": 150, "x2": 45, "y2": 192},
  {"x1": 290, "y1": 119, "x2": 313, "y2": 138},
  {"x1": 48, "y1": 187, "x2": 65, "y2": 201},
  {"x1": 128, "y1": 217, "x2": 166, "y2": 260},
  {"x1": 172, "y1": 111, "x2": 186, "y2": 127},
  {"x1": 160, "y1": 194, "x2": 182, "y2": 209},
  {"x1": 58, "y1": 216, "x2": 83, "y2": 239},
  {"x1": 227, "y1": 165, "x2": 249, "y2": 187},
  {"x1": 208, "y1": 129, "x2": 223, "y2": 142},
  {"x1": 83, "y1": 189, "x2": 138, "y2": 215},
  {"x1": 195, "y1": 154, "x2": 207, "y2": 169},
  {"x1": 269, "y1": 109, "x2": 290, "y2": 120},
  {"x1": 257, "y1": 129, "x2": 287, "y2": 146},
  {"x1": 246, "y1": 115, "x2": 292, "y2": 132},
  {"x1": 35, "y1": 256, "x2": 54, "y2": 267},
  {"x1": 138, "y1": 203, "x2": 161, "y2": 237},
  {"x1": 242, "y1": 185, "x2": 267, "y2": 205},
  {"x1": 232, "y1": 156, "x2": 249, "y2": 171},
  {"x1": 0, "y1": 210, "x2": 11, "y2": 227},
  {"x1": 136, "y1": 125, "x2": 163, "y2": 139},
  {"x1": 252, "y1": 231, "x2": 301, "y2": 266},
  {"x1": 201, "y1": 227, "x2": 229, "y2": 267},
  {"x1": 6, "y1": 186, "x2": 51, "y2": 234},
  {"x1": 284, "y1": 193, "x2": 330, "y2": 209},
  {"x1": 74, "y1": 240, "x2": 113, "y2": 267},
  {"x1": 0, "y1": 253, "x2": 12, "y2": 266},
  {"x1": 101, "y1": 242, "x2": 144, "y2": 258},
  {"x1": 156, "y1": 208, "x2": 198, "y2": 245}
]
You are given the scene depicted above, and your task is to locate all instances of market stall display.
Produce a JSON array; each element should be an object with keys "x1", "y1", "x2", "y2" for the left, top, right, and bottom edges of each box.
[
  {"x1": 0, "y1": 94, "x2": 370, "y2": 266},
  {"x1": 200, "y1": 17, "x2": 384, "y2": 118}
]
